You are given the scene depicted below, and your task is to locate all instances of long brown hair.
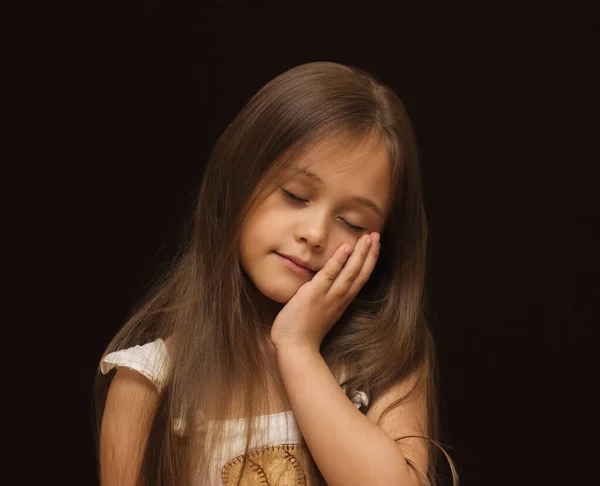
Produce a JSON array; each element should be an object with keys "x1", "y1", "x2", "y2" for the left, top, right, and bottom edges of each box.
[{"x1": 94, "y1": 61, "x2": 457, "y2": 485}]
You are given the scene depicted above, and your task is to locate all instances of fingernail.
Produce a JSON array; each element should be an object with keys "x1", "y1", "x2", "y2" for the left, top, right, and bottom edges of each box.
[
  {"x1": 365, "y1": 236, "x2": 372, "y2": 246},
  {"x1": 372, "y1": 233, "x2": 380, "y2": 243}
]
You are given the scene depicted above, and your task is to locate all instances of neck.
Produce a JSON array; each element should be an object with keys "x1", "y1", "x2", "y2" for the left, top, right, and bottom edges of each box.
[
  {"x1": 241, "y1": 280, "x2": 291, "y2": 412},
  {"x1": 259, "y1": 296, "x2": 285, "y2": 327},
  {"x1": 244, "y1": 280, "x2": 284, "y2": 329}
]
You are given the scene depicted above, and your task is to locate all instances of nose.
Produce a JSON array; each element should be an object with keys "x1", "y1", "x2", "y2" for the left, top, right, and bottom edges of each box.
[{"x1": 294, "y1": 209, "x2": 328, "y2": 248}]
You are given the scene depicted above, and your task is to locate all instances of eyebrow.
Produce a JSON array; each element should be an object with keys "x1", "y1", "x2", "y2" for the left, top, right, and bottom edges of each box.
[{"x1": 295, "y1": 168, "x2": 384, "y2": 218}]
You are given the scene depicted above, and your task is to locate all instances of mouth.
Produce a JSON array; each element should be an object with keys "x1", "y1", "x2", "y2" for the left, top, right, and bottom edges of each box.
[{"x1": 274, "y1": 252, "x2": 316, "y2": 276}]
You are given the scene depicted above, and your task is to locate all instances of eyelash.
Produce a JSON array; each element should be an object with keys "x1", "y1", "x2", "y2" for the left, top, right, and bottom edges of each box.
[
  {"x1": 282, "y1": 188, "x2": 307, "y2": 203},
  {"x1": 281, "y1": 188, "x2": 366, "y2": 233}
]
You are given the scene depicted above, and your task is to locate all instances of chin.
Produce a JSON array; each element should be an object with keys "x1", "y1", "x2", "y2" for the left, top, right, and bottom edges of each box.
[
  {"x1": 264, "y1": 287, "x2": 296, "y2": 304},
  {"x1": 255, "y1": 281, "x2": 298, "y2": 304}
]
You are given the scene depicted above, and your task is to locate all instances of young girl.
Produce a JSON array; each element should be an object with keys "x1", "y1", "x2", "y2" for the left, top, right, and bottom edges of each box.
[{"x1": 95, "y1": 61, "x2": 457, "y2": 486}]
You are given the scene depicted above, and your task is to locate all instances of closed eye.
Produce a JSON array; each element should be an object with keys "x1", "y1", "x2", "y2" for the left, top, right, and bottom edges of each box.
[
  {"x1": 282, "y1": 188, "x2": 366, "y2": 233},
  {"x1": 281, "y1": 188, "x2": 308, "y2": 203},
  {"x1": 341, "y1": 219, "x2": 365, "y2": 233}
]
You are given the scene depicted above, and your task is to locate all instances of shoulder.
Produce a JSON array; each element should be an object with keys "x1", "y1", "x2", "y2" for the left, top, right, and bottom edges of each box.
[
  {"x1": 100, "y1": 338, "x2": 171, "y2": 392},
  {"x1": 100, "y1": 366, "x2": 161, "y2": 485},
  {"x1": 105, "y1": 366, "x2": 161, "y2": 413},
  {"x1": 365, "y1": 371, "x2": 426, "y2": 423},
  {"x1": 99, "y1": 338, "x2": 175, "y2": 484},
  {"x1": 365, "y1": 369, "x2": 430, "y2": 475},
  {"x1": 100, "y1": 338, "x2": 172, "y2": 436}
]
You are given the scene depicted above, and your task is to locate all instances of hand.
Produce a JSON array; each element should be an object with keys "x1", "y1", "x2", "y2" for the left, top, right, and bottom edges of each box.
[{"x1": 270, "y1": 232, "x2": 381, "y2": 353}]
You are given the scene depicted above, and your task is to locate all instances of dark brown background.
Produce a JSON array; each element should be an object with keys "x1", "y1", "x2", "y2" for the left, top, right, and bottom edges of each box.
[{"x1": 10, "y1": 1, "x2": 598, "y2": 484}]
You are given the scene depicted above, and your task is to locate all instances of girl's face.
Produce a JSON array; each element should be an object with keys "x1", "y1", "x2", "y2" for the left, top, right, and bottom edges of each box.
[{"x1": 239, "y1": 133, "x2": 392, "y2": 304}]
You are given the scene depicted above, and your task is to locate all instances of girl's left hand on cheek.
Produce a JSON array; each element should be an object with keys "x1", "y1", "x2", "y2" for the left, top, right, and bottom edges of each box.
[{"x1": 271, "y1": 232, "x2": 380, "y2": 353}]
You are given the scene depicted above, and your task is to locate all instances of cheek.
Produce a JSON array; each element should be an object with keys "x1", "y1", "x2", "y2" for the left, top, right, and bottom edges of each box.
[
  {"x1": 325, "y1": 232, "x2": 360, "y2": 260},
  {"x1": 238, "y1": 229, "x2": 253, "y2": 267},
  {"x1": 240, "y1": 203, "x2": 283, "y2": 253},
  {"x1": 253, "y1": 199, "x2": 290, "y2": 233},
  {"x1": 239, "y1": 213, "x2": 264, "y2": 259}
]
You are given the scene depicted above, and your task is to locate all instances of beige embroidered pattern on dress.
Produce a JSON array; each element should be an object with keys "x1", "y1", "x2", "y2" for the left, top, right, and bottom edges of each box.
[{"x1": 221, "y1": 444, "x2": 305, "y2": 485}]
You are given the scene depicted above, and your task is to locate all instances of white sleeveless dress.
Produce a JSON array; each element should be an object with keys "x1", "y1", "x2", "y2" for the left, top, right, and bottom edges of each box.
[{"x1": 100, "y1": 339, "x2": 368, "y2": 485}]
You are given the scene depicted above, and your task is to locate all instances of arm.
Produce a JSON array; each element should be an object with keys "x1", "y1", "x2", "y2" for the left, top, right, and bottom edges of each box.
[
  {"x1": 100, "y1": 367, "x2": 160, "y2": 486},
  {"x1": 277, "y1": 346, "x2": 428, "y2": 486},
  {"x1": 272, "y1": 235, "x2": 429, "y2": 484}
]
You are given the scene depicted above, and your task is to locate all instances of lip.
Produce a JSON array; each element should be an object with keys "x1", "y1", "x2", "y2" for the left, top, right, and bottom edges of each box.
[{"x1": 275, "y1": 252, "x2": 317, "y2": 274}]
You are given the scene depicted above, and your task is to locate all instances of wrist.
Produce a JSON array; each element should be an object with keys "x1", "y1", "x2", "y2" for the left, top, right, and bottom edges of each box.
[
  {"x1": 274, "y1": 341, "x2": 321, "y2": 361},
  {"x1": 271, "y1": 328, "x2": 322, "y2": 356}
]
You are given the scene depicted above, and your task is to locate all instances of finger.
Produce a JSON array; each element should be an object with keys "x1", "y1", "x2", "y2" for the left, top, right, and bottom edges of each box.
[
  {"x1": 327, "y1": 233, "x2": 373, "y2": 298},
  {"x1": 347, "y1": 232, "x2": 380, "y2": 295},
  {"x1": 312, "y1": 243, "x2": 353, "y2": 293}
]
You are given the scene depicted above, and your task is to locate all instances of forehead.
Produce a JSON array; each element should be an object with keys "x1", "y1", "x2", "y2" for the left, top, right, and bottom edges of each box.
[{"x1": 286, "y1": 133, "x2": 392, "y2": 209}]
